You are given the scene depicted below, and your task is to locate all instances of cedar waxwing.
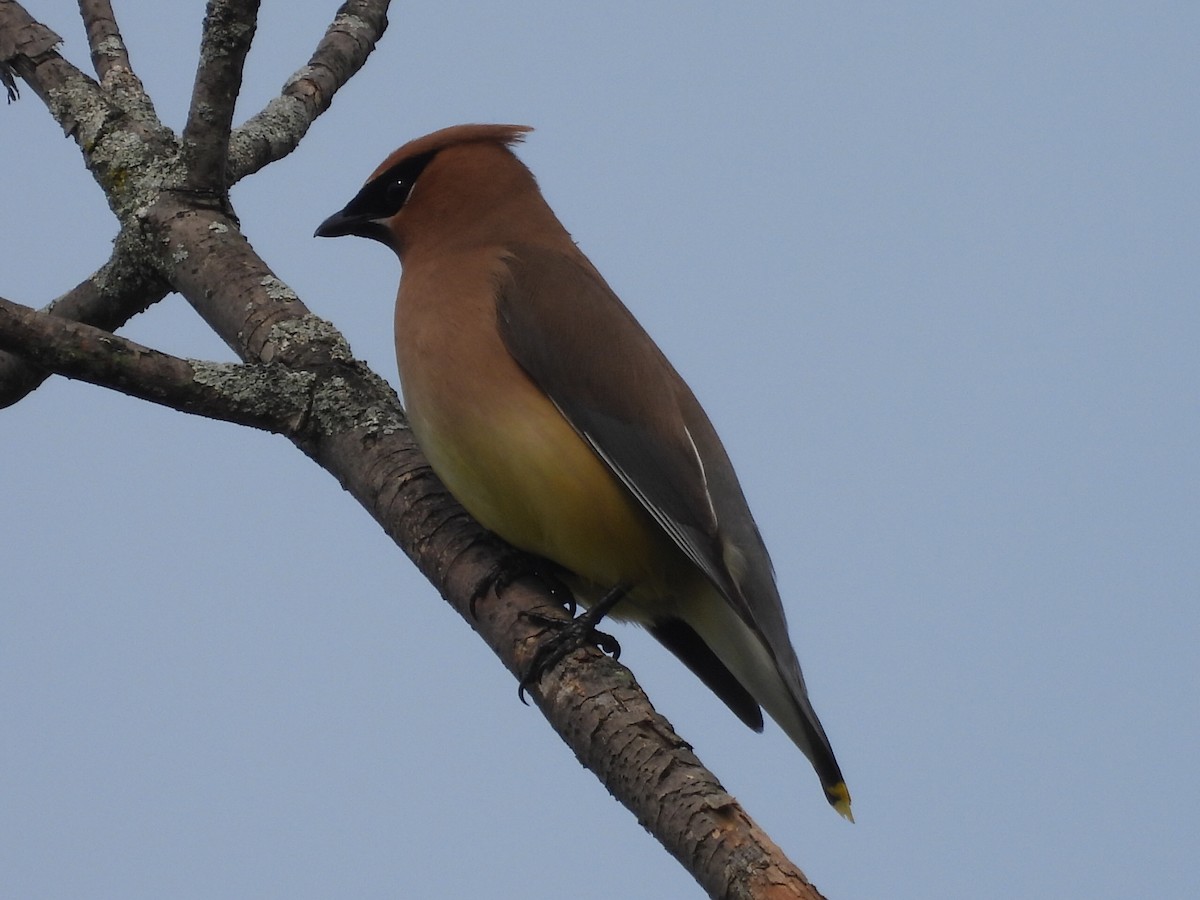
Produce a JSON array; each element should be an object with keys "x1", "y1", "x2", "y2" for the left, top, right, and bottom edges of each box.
[{"x1": 315, "y1": 124, "x2": 852, "y2": 819}]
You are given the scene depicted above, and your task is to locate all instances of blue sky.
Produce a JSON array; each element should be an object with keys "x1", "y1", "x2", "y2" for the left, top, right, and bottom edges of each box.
[{"x1": 2, "y1": 3, "x2": 1197, "y2": 897}]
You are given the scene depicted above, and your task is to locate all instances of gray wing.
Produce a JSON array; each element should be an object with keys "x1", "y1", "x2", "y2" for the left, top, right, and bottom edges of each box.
[{"x1": 494, "y1": 244, "x2": 796, "y2": 660}]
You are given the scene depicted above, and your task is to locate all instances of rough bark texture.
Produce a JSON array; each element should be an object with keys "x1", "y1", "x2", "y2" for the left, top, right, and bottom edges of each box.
[{"x1": 0, "y1": 3, "x2": 829, "y2": 896}]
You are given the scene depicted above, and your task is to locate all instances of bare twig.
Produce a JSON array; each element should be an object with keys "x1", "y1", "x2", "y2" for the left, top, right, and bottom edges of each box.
[
  {"x1": 0, "y1": 2, "x2": 175, "y2": 227},
  {"x1": 78, "y1": 0, "x2": 129, "y2": 80},
  {"x1": 0, "y1": 0, "x2": 390, "y2": 404},
  {"x1": 182, "y1": 0, "x2": 260, "y2": 192},
  {"x1": 0, "y1": 2, "x2": 96, "y2": 128},
  {"x1": 0, "y1": 231, "x2": 169, "y2": 408},
  {"x1": 0, "y1": 1, "x2": 60, "y2": 58},
  {"x1": 228, "y1": 0, "x2": 390, "y2": 181},
  {"x1": 0, "y1": 295, "x2": 314, "y2": 431},
  {"x1": 0, "y1": 2, "x2": 179, "y2": 407},
  {"x1": 77, "y1": 0, "x2": 158, "y2": 125}
]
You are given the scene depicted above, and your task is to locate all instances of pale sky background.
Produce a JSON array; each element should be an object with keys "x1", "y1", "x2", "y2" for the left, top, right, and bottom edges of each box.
[{"x1": 2, "y1": 3, "x2": 1197, "y2": 898}]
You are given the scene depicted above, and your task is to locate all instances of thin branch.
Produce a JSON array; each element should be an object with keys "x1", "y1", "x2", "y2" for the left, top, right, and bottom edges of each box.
[
  {"x1": 78, "y1": 0, "x2": 129, "y2": 80},
  {"x1": 77, "y1": 0, "x2": 159, "y2": 126},
  {"x1": 181, "y1": 0, "x2": 260, "y2": 193},
  {"x1": 228, "y1": 0, "x2": 390, "y2": 181},
  {"x1": 0, "y1": 1, "x2": 177, "y2": 225},
  {"x1": 0, "y1": 1, "x2": 60, "y2": 63},
  {"x1": 0, "y1": 295, "x2": 314, "y2": 431},
  {"x1": 0, "y1": 1, "x2": 100, "y2": 134},
  {"x1": 0, "y1": 231, "x2": 169, "y2": 408},
  {"x1": 144, "y1": 199, "x2": 314, "y2": 362},
  {"x1": 0, "y1": 0, "x2": 391, "y2": 401}
]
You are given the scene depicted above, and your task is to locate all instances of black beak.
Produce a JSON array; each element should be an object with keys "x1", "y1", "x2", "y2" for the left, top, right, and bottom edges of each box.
[{"x1": 314, "y1": 206, "x2": 366, "y2": 239}]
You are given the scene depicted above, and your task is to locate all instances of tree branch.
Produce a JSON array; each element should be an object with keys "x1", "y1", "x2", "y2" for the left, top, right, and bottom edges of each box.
[
  {"x1": 77, "y1": 0, "x2": 159, "y2": 127},
  {"x1": 0, "y1": 2, "x2": 177, "y2": 226},
  {"x1": 0, "y1": 294, "x2": 313, "y2": 431},
  {"x1": 228, "y1": 0, "x2": 391, "y2": 182},
  {"x1": 0, "y1": 1, "x2": 63, "y2": 106},
  {"x1": 181, "y1": 0, "x2": 259, "y2": 193},
  {"x1": 0, "y1": 230, "x2": 169, "y2": 408},
  {"x1": 0, "y1": 0, "x2": 392, "y2": 405},
  {"x1": 78, "y1": 0, "x2": 129, "y2": 80}
]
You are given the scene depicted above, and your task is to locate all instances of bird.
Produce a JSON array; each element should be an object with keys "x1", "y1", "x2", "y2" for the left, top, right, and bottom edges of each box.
[{"x1": 315, "y1": 124, "x2": 852, "y2": 819}]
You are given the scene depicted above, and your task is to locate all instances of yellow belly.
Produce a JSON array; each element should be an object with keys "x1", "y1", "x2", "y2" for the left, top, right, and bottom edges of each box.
[
  {"x1": 394, "y1": 250, "x2": 702, "y2": 620},
  {"x1": 410, "y1": 379, "x2": 695, "y2": 616}
]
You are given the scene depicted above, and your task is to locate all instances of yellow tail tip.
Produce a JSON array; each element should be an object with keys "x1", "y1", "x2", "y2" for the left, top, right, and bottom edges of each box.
[{"x1": 827, "y1": 782, "x2": 854, "y2": 823}]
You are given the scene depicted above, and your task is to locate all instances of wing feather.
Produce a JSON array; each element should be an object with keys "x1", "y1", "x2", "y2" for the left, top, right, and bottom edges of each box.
[{"x1": 494, "y1": 244, "x2": 776, "y2": 630}]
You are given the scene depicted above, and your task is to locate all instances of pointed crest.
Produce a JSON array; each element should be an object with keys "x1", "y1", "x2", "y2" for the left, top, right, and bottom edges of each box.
[{"x1": 369, "y1": 124, "x2": 533, "y2": 181}]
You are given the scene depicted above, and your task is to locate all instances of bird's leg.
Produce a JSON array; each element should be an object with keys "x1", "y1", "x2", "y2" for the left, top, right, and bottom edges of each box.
[
  {"x1": 469, "y1": 553, "x2": 576, "y2": 619},
  {"x1": 517, "y1": 582, "x2": 629, "y2": 703}
]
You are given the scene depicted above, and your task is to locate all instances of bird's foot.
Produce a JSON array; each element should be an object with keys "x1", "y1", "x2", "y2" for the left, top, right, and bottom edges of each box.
[
  {"x1": 469, "y1": 553, "x2": 576, "y2": 619},
  {"x1": 517, "y1": 583, "x2": 629, "y2": 704}
]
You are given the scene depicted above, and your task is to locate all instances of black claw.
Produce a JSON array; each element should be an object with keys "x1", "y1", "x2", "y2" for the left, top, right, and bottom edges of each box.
[
  {"x1": 517, "y1": 583, "x2": 630, "y2": 702},
  {"x1": 469, "y1": 554, "x2": 576, "y2": 619}
]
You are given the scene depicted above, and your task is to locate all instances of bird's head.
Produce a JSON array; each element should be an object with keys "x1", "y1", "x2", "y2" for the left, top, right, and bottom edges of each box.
[{"x1": 315, "y1": 123, "x2": 535, "y2": 257}]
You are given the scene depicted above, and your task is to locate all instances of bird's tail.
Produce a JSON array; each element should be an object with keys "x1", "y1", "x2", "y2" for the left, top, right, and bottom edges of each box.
[{"x1": 686, "y1": 584, "x2": 853, "y2": 820}]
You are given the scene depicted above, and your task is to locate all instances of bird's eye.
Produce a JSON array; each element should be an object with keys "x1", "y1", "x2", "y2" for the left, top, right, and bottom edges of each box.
[
  {"x1": 384, "y1": 178, "x2": 409, "y2": 211},
  {"x1": 372, "y1": 151, "x2": 436, "y2": 216}
]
